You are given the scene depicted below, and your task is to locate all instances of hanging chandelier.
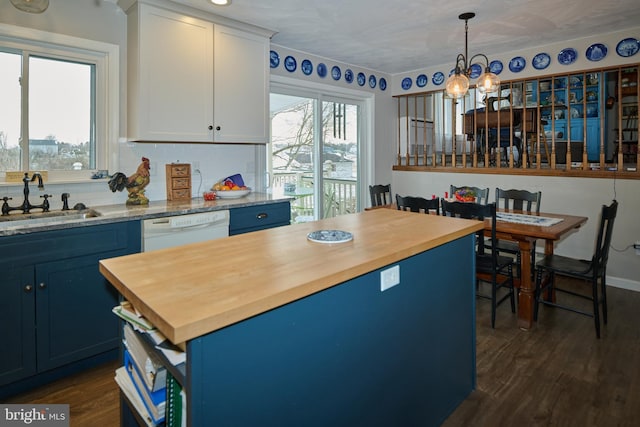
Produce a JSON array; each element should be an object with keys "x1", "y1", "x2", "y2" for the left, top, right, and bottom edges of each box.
[{"x1": 445, "y1": 12, "x2": 500, "y2": 99}]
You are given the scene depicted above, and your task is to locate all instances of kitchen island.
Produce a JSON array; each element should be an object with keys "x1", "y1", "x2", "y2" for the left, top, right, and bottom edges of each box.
[{"x1": 100, "y1": 209, "x2": 483, "y2": 426}]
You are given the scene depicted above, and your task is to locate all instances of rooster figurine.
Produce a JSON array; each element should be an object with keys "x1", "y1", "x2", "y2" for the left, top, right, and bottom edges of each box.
[{"x1": 108, "y1": 157, "x2": 151, "y2": 205}]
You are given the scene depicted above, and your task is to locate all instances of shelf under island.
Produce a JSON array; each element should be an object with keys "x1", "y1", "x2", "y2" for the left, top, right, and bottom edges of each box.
[{"x1": 99, "y1": 209, "x2": 483, "y2": 427}]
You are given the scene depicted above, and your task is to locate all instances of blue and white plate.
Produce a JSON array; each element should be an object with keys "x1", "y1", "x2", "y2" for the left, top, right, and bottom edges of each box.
[
  {"x1": 379, "y1": 77, "x2": 387, "y2": 91},
  {"x1": 368, "y1": 75, "x2": 376, "y2": 89},
  {"x1": 489, "y1": 60, "x2": 503, "y2": 75},
  {"x1": 331, "y1": 65, "x2": 341, "y2": 81},
  {"x1": 307, "y1": 229, "x2": 353, "y2": 244},
  {"x1": 401, "y1": 77, "x2": 412, "y2": 90},
  {"x1": 317, "y1": 63, "x2": 327, "y2": 78},
  {"x1": 509, "y1": 56, "x2": 526, "y2": 73},
  {"x1": 284, "y1": 55, "x2": 297, "y2": 72},
  {"x1": 344, "y1": 69, "x2": 354, "y2": 83},
  {"x1": 532, "y1": 52, "x2": 551, "y2": 70},
  {"x1": 469, "y1": 63, "x2": 482, "y2": 79},
  {"x1": 616, "y1": 38, "x2": 640, "y2": 57},
  {"x1": 416, "y1": 74, "x2": 428, "y2": 88},
  {"x1": 269, "y1": 50, "x2": 280, "y2": 68},
  {"x1": 586, "y1": 43, "x2": 607, "y2": 61},
  {"x1": 432, "y1": 72, "x2": 445, "y2": 85},
  {"x1": 557, "y1": 48, "x2": 578, "y2": 65},
  {"x1": 357, "y1": 72, "x2": 366, "y2": 86},
  {"x1": 301, "y1": 59, "x2": 313, "y2": 75}
]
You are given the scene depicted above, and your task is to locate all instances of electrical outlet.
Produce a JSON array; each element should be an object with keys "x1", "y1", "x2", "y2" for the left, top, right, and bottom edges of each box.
[
  {"x1": 193, "y1": 161, "x2": 200, "y2": 170},
  {"x1": 380, "y1": 265, "x2": 400, "y2": 291}
]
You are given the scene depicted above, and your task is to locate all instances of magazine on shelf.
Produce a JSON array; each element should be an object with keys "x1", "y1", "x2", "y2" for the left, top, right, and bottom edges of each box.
[
  {"x1": 114, "y1": 366, "x2": 158, "y2": 427},
  {"x1": 113, "y1": 300, "x2": 156, "y2": 331},
  {"x1": 123, "y1": 323, "x2": 167, "y2": 392}
]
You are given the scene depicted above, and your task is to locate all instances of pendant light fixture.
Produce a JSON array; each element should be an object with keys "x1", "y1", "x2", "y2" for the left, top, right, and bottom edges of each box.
[
  {"x1": 10, "y1": 0, "x2": 49, "y2": 14},
  {"x1": 445, "y1": 12, "x2": 500, "y2": 99}
]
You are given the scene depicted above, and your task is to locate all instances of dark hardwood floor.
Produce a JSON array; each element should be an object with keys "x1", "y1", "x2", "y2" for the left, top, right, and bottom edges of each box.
[{"x1": 4, "y1": 277, "x2": 639, "y2": 426}]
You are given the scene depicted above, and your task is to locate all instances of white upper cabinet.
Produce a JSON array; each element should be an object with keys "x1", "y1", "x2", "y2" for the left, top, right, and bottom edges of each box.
[
  {"x1": 213, "y1": 25, "x2": 269, "y2": 143},
  {"x1": 123, "y1": 1, "x2": 270, "y2": 143}
]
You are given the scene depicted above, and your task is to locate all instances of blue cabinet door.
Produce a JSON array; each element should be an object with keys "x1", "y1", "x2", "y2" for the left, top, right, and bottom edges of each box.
[{"x1": 0, "y1": 266, "x2": 37, "y2": 386}]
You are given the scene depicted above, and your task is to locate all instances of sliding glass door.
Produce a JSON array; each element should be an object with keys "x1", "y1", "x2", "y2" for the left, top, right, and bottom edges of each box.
[{"x1": 270, "y1": 90, "x2": 361, "y2": 223}]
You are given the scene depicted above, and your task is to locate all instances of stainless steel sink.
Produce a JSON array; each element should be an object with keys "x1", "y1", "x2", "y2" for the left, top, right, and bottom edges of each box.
[{"x1": 0, "y1": 209, "x2": 102, "y2": 229}]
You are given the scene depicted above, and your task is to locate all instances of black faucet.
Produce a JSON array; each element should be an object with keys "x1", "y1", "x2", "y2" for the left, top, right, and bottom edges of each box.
[{"x1": 1, "y1": 172, "x2": 51, "y2": 215}]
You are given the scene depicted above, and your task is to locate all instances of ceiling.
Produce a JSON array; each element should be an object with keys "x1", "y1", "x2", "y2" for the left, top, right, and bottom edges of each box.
[{"x1": 172, "y1": 0, "x2": 640, "y2": 75}]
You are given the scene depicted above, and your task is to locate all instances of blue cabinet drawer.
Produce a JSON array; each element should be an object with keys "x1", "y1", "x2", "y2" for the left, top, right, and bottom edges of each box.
[{"x1": 229, "y1": 202, "x2": 290, "y2": 235}]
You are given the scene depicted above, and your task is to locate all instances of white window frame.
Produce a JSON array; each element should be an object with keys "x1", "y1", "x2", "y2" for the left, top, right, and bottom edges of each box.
[{"x1": 0, "y1": 23, "x2": 119, "y2": 183}]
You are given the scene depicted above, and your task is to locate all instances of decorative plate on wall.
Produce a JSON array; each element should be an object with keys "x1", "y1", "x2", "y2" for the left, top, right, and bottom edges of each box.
[
  {"x1": 317, "y1": 63, "x2": 327, "y2": 78},
  {"x1": 379, "y1": 77, "x2": 387, "y2": 91},
  {"x1": 532, "y1": 52, "x2": 551, "y2": 70},
  {"x1": 469, "y1": 63, "x2": 482, "y2": 79},
  {"x1": 489, "y1": 60, "x2": 503, "y2": 75},
  {"x1": 357, "y1": 72, "x2": 366, "y2": 86},
  {"x1": 416, "y1": 74, "x2": 428, "y2": 88},
  {"x1": 269, "y1": 50, "x2": 280, "y2": 68},
  {"x1": 284, "y1": 55, "x2": 297, "y2": 72},
  {"x1": 509, "y1": 56, "x2": 526, "y2": 73},
  {"x1": 432, "y1": 72, "x2": 445, "y2": 85},
  {"x1": 301, "y1": 59, "x2": 313, "y2": 75},
  {"x1": 401, "y1": 77, "x2": 412, "y2": 90},
  {"x1": 557, "y1": 48, "x2": 578, "y2": 65},
  {"x1": 368, "y1": 75, "x2": 377, "y2": 89},
  {"x1": 331, "y1": 66, "x2": 341, "y2": 81},
  {"x1": 344, "y1": 69, "x2": 354, "y2": 83},
  {"x1": 586, "y1": 43, "x2": 607, "y2": 61},
  {"x1": 616, "y1": 38, "x2": 639, "y2": 57}
]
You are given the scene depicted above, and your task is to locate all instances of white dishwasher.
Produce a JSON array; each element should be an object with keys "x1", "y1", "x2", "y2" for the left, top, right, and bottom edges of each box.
[{"x1": 142, "y1": 210, "x2": 229, "y2": 252}]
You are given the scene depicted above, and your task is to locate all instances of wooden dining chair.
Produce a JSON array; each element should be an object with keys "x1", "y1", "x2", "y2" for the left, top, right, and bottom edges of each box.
[
  {"x1": 490, "y1": 188, "x2": 542, "y2": 277},
  {"x1": 396, "y1": 194, "x2": 440, "y2": 215},
  {"x1": 369, "y1": 184, "x2": 392, "y2": 207},
  {"x1": 449, "y1": 185, "x2": 490, "y2": 204},
  {"x1": 441, "y1": 199, "x2": 515, "y2": 328},
  {"x1": 534, "y1": 200, "x2": 618, "y2": 338}
]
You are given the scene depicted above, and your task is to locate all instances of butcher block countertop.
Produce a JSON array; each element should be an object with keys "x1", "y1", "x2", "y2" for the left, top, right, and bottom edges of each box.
[{"x1": 99, "y1": 209, "x2": 483, "y2": 345}]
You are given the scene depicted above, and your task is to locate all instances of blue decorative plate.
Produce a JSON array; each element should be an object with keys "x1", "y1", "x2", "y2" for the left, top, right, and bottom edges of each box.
[
  {"x1": 401, "y1": 77, "x2": 412, "y2": 90},
  {"x1": 532, "y1": 52, "x2": 550, "y2": 70},
  {"x1": 284, "y1": 55, "x2": 296, "y2": 72},
  {"x1": 379, "y1": 77, "x2": 387, "y2": 91},
  {"x1": 317, "y1": 63, "x2": 327, "y2": 78},
  {"x1": 432, "y1": 72, "x2": 445, "y2": 85},
  {"x1": 489, "y1": 60, "x2": 503, "y2": 75},
  {"x1": 557, "y1": 48, "x2": 578, "y2": 65},
  {"x1": 416, "y1": 74, "x2": 428, "y2": 88},
  {"x1": 509, "y1": 56, "x2": 526, "y2": 73},
  {"x1": 368, "y1": 75, "x2": 376, "y2": 89},
  {"x1": 616, "y1": 38, "x2": 640, "y2": 57},
  {"x1": 301, "y1": 59, "x2": 313, "y2": 75},
  {"x1": 344, "y1": 69, "x2": 354, "y2": 83},
  {"x1": 586, "y1": 43, "x2": 607, "y2": 61},
  {"x1": 357, "y1": 72, "x2": 366, "y2": 86},
  {"x1": 269, "y1": 50, "x2": 280, "y2": 68},
  {"x1": 331, "y1": 65, "x2": 341, "y2": 81},
  {"x1": 307, "y1": 229, "x2": 353, "y2": 244},
  {"x1": 469, "y1": 63, "x2": 482, "y2": 79}
]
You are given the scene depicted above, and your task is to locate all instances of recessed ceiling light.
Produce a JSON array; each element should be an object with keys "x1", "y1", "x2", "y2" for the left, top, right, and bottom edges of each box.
[{"x1": 210, "y1": 0, "x2": 231, "y2": 5}]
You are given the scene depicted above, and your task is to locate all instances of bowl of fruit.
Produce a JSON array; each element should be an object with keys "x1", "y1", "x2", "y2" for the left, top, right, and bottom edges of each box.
[{"x1": 212, "y1": 177, "x2": 251, "y2": 199}]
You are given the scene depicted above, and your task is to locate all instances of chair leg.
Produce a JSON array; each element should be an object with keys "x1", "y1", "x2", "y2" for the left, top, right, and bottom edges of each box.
[
  {"x1": 533, "y1": 268, "x2": 541, "y2": 321},
  {"x1": 509, "y1": 265, "x2": 516, "y2": 313},
  {"x1": 591, "y1": 277, "x2": 601, "y2": 339},
  {"x1": 491, "y1": 280, "x2": 497, "y2": 329},
  {"x1": 601, "y1": 271, "x2": 608, "y2": 324}
]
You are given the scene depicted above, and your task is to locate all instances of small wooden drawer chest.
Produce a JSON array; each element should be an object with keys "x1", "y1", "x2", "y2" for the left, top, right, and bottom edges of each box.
[{"x1": 165, "y1": 163, "x2": 191, "y2": 200}]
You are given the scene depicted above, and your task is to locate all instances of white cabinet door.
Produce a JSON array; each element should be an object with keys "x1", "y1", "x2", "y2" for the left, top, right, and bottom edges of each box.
[
  {"x1": 127, "y1": 3, "x2": 214, "y2": 142},
  {"x1": 213, "y1": 25, "x2": 269, "y2": 143}
]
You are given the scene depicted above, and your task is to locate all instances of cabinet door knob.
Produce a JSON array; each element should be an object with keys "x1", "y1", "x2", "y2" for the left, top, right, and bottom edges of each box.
[
  {"x1": 39, "y1": 282, "x2": 46, "y2": 289},
  {"x1": 215, "y1": 126, "x2": 221, "y2": 131},
  {"x1": 24, "y1": 284, "x2": 33, "y2": 293},
  {"x1": 208, "y1": 125, "x2": 213, "y2": 130}
]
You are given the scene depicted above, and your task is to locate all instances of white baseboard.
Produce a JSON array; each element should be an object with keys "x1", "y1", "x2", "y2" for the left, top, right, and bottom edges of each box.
[{"x1": 608, "y1": 276, "x2": 640, "y2": 292}]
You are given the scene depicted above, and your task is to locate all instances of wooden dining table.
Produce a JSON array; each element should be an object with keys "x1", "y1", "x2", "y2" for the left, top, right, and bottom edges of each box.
[
  {"x1": 365, "y1": 203, "x2": 588, "y2": 329},
  {"x1": 488, "y1": 210, "x2": 588, "y2": 330}
]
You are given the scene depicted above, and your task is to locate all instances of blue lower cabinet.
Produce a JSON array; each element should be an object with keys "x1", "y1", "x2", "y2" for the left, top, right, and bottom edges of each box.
[
  {"x1": 0, "y1": 221, "x2": 141, "y2": 398},
  {"x1": 229, "y1": 201, "x2": 291, "y2": 235}
]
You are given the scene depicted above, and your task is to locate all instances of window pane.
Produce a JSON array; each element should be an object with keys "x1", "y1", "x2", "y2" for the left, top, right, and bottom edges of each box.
[
  {"x1": 0, "y1": 51, "x2": 22, "y2": 171},
  {"x1": 28, "y1": 56, "x2": 94, "y2": 171}
]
